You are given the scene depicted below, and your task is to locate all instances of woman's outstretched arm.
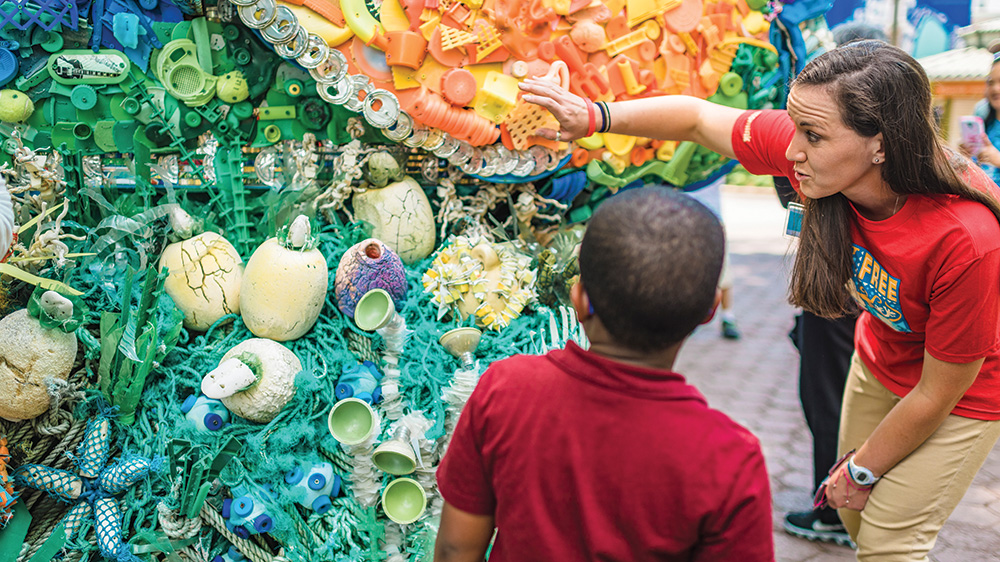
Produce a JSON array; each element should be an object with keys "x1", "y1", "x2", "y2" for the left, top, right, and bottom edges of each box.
[{"x1": 519, "y1": 77, "x2": 745, "y2": 160}]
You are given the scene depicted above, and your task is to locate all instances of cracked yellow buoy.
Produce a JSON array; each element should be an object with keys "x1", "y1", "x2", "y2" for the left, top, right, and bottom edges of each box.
[
  {"x1": 353, "y1": 174, "x2": 435, "y2": 265},
  {"x1": 240, "y1": 215, "x2": 328, "y2": 341},
  {"x1": 159, "y1": 207, "x2": 244, "y2": 331}
]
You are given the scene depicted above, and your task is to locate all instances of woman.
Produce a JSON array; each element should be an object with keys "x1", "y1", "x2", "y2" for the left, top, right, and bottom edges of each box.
[
  {"x1": 521, "y1": 40, "x2": 1000, "y2": 561},
  {"x1": 959, "y1": 52, "x2": 1000, "y2": 183}
]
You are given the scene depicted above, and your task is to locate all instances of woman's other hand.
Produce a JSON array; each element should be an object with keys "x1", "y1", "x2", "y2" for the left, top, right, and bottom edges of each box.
[
  {"x1": 519, "y1": 78, "x2": 591, "y2": 142},
  {"x1": 822, "y1": 456, "x2": 873, "y2": 511}
]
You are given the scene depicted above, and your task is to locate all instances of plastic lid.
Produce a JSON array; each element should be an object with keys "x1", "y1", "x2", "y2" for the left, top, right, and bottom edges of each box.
[
  {"x1": 334, "y1": 383, "x2": 354, "y2": 400},
  {"x1": 121, "y1": 97, "x2": 141, "y2": 115},
  {"x1": 252, "y1": 514, "x2": 273, "y2": 533},
  {"x1": 307, "y1": 472, "x2": 326, "y2": 491},
  {"x1": 138, "y1": 0, "x2": 158, "y2": 9},
  {"x1": 263, "y1": 124, "x2": 281, "y2": 143},
  {"x1": 284, "y1": 465, "x2": 304, "y2": 484},
  {"x1": 185, "y1": 111, "x2": 203, "y2": 128},
  {"x1": 40, "y1": 31, "x2": 63, "y2": 53},
  {"x1": 311, "y1": 495, "x2": 332, "y2": 514},
  {"x1": 0, "y1": 50, "x2": 18, "y2": 87},
  {"x1": 203, "y1": 413, "x2": 225, "y2": 431},
  {"x1": 232, "y1": 101, "x2": 254, "y2": 120},
  {"x1": 441, "y1": 68, "x2": 477, "y2": 107},
  {"x1": 233, "y1": 496, "x2": 254, "y2": 517},
  {"x1": 180, "y1": 394, "x2": 198, "y2": 414},
  {"x1": 719, "y1": 72, "x2": 743, "y2": 97}
]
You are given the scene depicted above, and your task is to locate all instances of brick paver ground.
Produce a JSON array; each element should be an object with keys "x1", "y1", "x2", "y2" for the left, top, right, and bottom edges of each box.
[{"x1": 672, "y1": 187, "x2": 1000, "y2": 561}]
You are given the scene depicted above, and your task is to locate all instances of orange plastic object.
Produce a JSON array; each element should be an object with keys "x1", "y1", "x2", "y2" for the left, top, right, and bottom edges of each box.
[
  {"x1": 371, "y1": 30, "x2": 429, "y2": 69},
  {"x1": 537, "y1": 40, "x2": 556, "y2": 60},
  {"x1": 440, "y1": 26, "x2": 477, "y2": 49},
  {"x1": 571, "y1": 148, "x2": 590, "y2": 166},
  {"x1": 428, "y1": 27, "x2": 469, "y2": 66},
  {"x1": 553, "y1": 35, "x2": 610, "y2": 99},
  {"x1": 570, "y1": 20, "x2": 606, "y2": 53},
  {"x1": 503, "y1": 61, "x2": 567, "y2": 149},
  {"x1": 397, "y1": 87, "x2": 501, "y2": 145},
  {"x1": 631, "y1": 145, "x2": 653, "y2": 166},
  {"x1": 472, "y1": 21, "x2": 504, "y2": 61},
  {"x1": 441, "y1": 68, "x2": 477, "y2": 106},
  {"x1": 468, "y1": 43, "x2": 511, "y2": 64},
  {"x1": 663, "y1": 0, "x2": 703, "y2": 33},
  {"x1": 304, "y1": 0, "x2": 346, "y2": 26},
  {"x1": 637, "y1": 39, "x2": 657, "y2": 61}
]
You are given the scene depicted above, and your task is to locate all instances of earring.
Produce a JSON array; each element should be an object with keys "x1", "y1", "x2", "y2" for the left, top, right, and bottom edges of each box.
[{"x1": 873, "y1": 157, "x2": 880, "y2": 163}]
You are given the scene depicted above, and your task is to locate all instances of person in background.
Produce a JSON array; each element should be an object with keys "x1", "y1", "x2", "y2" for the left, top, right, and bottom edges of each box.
[
  {"x1": 520, "y1": 39, "x2": 1000, "y2": 561},
  {"x1": 781, "y1": 21, "x2": 886, "y2": 548},
  {"x1": 958, "y1": 44, "x2": 1000, "y2": 183},
  {"x1": 434, "y1": 187, "x2": 774, "y2": 562},
  {"x1": 685, "y1": 177, "x2": 741, "y2": 339}
]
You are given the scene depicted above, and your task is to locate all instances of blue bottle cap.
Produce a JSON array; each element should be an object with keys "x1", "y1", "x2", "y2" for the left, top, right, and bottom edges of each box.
[
  {"x1": 234, "y1": 525, "x2": 250, "y2": 539},
  {"x1": 203, "y1": 413, "x2": 225, "y2": 431},
  {"x1": 307, "y1": 472, "x2": 326, "y2": 491},
  {"x1": 335, "y1": 383, "x2": 354, "y2": 400},
  {"x1": 330, "y1": 474, "x2": 341, "y2": 497},
  {"x1": 252, "y1": 514, "x2": 273, "y2": 533},
  {"x1": 371, "y1": 386, "x2": 382, "y2": 404},
  {"x1": 232, "y1": 496, "x2": 254, "y2": 518},
  {"x1": 311, "y1": 495, "x2": 332, "y2": 514},
  {"x1": 221, "y1": 498, "x2": 232, "y2": 518},
  {"x1": 180, "y1": 394, "x2": 198, "y2": 414},
  {"x1": 284, "y1": 465, "x2": 304, "y2": 485}
]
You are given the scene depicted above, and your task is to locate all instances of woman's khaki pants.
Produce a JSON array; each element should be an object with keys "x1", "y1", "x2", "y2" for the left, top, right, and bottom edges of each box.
[{"x1": 837, "y1": 354, "x2": 1000, "y2": 561}]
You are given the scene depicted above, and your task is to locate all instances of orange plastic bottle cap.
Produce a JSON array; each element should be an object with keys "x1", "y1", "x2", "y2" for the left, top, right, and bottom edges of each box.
[
  {"x1": 663, "y1": 0, "x2": 703, "y2": 34},
  {"x1": 442, "y1": 68, "x2": 477, "y2": 106}
]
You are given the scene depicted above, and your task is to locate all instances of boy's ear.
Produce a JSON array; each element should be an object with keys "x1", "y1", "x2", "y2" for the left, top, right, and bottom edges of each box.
[
  {"x1": 701, "y1": 288, "x2": 722, "y2": 325},
  {"x1": 570, "y1": 282, "x2": 591, "y2": 321}
]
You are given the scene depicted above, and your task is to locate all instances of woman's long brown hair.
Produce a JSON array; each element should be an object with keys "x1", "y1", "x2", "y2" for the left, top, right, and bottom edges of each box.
[{"x1": 789, "y1": 40, "x2": 1000, "y2": 318}]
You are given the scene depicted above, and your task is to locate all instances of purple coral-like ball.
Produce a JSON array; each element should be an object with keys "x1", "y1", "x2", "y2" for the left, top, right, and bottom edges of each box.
[{"x1": 334, "y1": 239, "x2": 408, "y2": 318}]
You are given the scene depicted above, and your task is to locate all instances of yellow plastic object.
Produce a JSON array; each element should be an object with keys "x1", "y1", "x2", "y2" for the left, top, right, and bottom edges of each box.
[
  {"x1": 545, "y1": 0, "x2": 571, "y2": 15},
  {"x1": 617, "y1": 59, "x2": 646, "y2": 95},
  {"x1": 742, "y1": 11, "x2": 769, "y2": 36},
  {"x1": 467, "y1": 62, "x2": 503, "y2": 87},
  {"x1": 717, "y1": 36, "x2": 777, "y2": 54},
  {"x1": 418, "y1": 14, "x2": 440, "y2": 41},
  {"x1": 279, "y1": 2, "x2": 355, "y2": 46},
  {"x1": 379, "y1": 0, "x2": 410, "y2": 32},
  {"x1": 576, "y1": 133, "x2": 604, "y2": 150},
  {"x1": 216, "y1": 71, "x2": 250, "y2": 104},
  {"x1": 603, "y1": 132, "x2": 635, "y2": 156},
  {"x1": 603, "y1": 0, "x2": 626, "y2": 16},
  {"x1": 626, "y1": 0, "x2": 680, "y2": 29},
  {"x1": 473, "y1": 23, "x2": 503, "y2": 62},
  {"x1": 656, "y1": 140, "x2": 677, "y2": 160},
  {"x1": 472, "y1": 71, "x2": 519, "y2": 124},
  {"x1": 155, "y1": 39, "x2": 217, "y2": 107},
  {"x1": 392, "y1": 66, "x2": 421, "y2": 90},
  {"x1": 605, "y1": 20, "x2": 660, "y2": 57},
  {"x1": 341, "y1": 0, "x2": 384, "y2": 44},
  {"x1": 0, "y1": 90, "x2": 34, "y2": 123}
]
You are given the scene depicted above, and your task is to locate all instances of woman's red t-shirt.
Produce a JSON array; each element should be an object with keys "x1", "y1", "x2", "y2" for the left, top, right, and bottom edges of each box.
[{"x1": 732, "y1": 110, "x2": 1000, "y2": 420}]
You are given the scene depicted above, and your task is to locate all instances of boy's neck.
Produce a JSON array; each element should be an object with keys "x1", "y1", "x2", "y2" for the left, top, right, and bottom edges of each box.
[{"x1": 586, "y1": 342, "x2": 681, "y2": 372}]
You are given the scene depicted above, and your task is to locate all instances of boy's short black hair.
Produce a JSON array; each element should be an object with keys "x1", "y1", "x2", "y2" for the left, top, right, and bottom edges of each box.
[{"x1": 579, "y1": 187, "x2": 725, "y2": 351}]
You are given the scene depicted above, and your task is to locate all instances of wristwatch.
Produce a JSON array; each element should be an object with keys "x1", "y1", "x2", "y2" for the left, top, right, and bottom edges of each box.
[{"x1": 847, "y1": 457, "x2": 881, "y2": 487}]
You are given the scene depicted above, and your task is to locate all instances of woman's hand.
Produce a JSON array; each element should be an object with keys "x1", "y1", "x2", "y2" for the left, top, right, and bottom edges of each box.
[
  {"x1": 976, "y1": 134, "x2": 1000, "y2": 167},
  {"x1": 518, "y1": 78, "x2": 591, "y2": 142},
  {"x1": 822, "y1": 455, "x2": 874, "y2": 511}
]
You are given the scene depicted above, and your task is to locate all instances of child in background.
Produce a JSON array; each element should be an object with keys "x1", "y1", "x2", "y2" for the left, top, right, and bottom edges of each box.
[{"x1": 434, "y1": 187, "x2": 774, "y2": 562}]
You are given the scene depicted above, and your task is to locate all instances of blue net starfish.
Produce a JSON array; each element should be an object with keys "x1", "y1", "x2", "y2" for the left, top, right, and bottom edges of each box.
[{"x1": 13, "y1": 415, "x2": 162, "y2": 561}]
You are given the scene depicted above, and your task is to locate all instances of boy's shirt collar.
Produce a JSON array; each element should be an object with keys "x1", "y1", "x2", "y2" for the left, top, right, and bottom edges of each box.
[{"x1": 546, "y1": 341, "x2": 708, "y2": 403}]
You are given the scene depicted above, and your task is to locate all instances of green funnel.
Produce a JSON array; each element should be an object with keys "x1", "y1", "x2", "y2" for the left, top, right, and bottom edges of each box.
[
  {"x1": 355, "y1": 289, "x2": 394, "y2": 331},
  {"x1": 328, "y1": 398, "x2": 377, "y2": 445},
  {"x1": 381, "y1": 477, "x2": 426, "y2": 524}
]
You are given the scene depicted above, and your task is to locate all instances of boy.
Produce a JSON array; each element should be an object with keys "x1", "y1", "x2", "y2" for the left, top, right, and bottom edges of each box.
[{"x1": 434, "y1": 187, "x2": 773, "y2": 561}]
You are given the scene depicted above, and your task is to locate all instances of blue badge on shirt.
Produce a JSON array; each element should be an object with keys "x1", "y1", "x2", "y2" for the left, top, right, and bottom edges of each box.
[{"x1": 851, "y1": 245, "x2": 911, "y2": 333}]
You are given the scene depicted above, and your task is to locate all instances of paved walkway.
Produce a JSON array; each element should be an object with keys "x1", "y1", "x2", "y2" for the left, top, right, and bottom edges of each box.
[{"x1": 673, "y1": 187, "x2": 1000, "y2": 562}]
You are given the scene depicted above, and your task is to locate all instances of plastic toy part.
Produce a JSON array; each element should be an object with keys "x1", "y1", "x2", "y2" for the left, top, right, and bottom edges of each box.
[
  {"x1": 440, "y1": 68, "x2": 477, "y2": 107},
  {"x1": 180, "y1": 394, "x2": 232, "y2": 432},
  {"x1": 221, "y1": 485, "x2": 278, "y2": 538},
  {"x1": 212, "y1": 546, "x2": 249, "y2": 562},
  {"x1": 283, "y1": 462, "x2": 342, "y2": 514},
  {"x1": 47, "y1": 50, "x2": 130, "y2": 85},
  {"x1": 335, "y1": 361, "x2": 383, "y2": 403},
  {"x1": 154, "y1": 40, "x2": 217, "y2": 106}
]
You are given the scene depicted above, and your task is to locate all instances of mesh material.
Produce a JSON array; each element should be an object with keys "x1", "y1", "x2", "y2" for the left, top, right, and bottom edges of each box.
[
  {"x1": 99, "y1": 457, "x2": 152, "y2": 495},
  {"x1": 94, "y1": 497, "x2": 122, "y2": 558},
  {"x1": 76, "y1": 418, "x2": 111, "y2": 478},
  {"x1": 61, "y1": 501, "x2": 93, "y2": 539},
  {"x1": 13, "y1": 465, "x2": 83, "y2": 502},
  {"x1": 0, "y1": 0, "x2": 78, "y2": 31},
  {"x1": 169, "y1": 65, "x2": 203, "y2": 96}
]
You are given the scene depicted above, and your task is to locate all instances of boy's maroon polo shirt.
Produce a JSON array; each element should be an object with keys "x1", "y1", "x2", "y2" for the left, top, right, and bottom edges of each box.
[{"x1": 438, "y1": 342, "x2": 773, "y2": 561}]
